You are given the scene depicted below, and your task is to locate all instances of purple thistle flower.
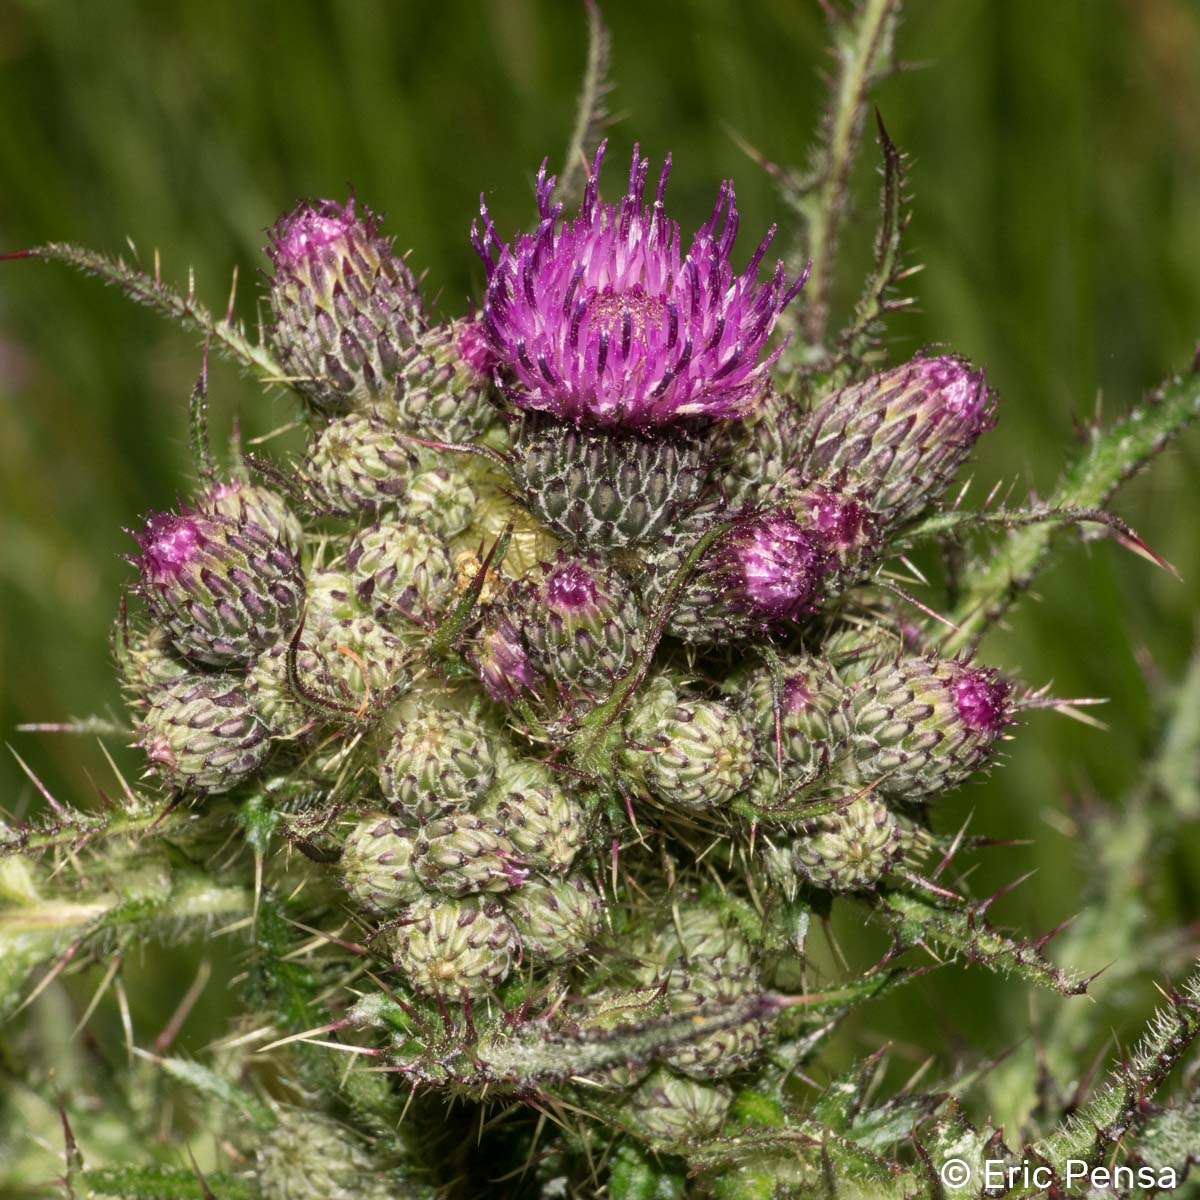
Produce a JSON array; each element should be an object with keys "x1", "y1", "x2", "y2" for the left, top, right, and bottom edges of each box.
[
  {"x1": 714, "y1": 512, "x2": 831, "y2": 625},
  {"x1": 472, "y1": 141, "x2": 807, "y2": 430},
  {"x1": 953, "y1": 667, "x2": 1012, "y2": 736}
]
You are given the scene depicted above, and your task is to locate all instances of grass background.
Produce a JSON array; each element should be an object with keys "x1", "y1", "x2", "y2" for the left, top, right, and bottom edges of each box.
[{"x1": 1, "y1": 0, "x2": 1198, "y2": 1129}]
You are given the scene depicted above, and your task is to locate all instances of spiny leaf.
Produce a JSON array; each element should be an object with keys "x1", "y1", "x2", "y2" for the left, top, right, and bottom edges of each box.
[
  {"x1": 9, "y1": 243, "x2": 284, "y2": 383},
  {"x1": 829, "y1": 110, "x2": 917, "y2": 383},
  {"x1": 942, "y1": 363, "x2": 1200, "y2": 654},
  {"x1": 1031, "y1": 961, "x2": 1200, "y2": 1176},
  {"x1": 872, "y1": 886, "x2": 1089, "y2": 995}
]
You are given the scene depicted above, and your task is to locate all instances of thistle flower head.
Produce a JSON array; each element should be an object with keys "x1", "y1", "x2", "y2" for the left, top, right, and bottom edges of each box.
[
  {"x1": 472, "y1": 141, "x2": 806, "y2": 430},
  {"x1": 130, "y1": 507, "x2": 304, "y2": 666},
  {"x1": 713, "y1": 512, "x2": 831, "y2": 626},
  {"x1": 266, "y1": 197, "x2": 367, "y2": 268}
]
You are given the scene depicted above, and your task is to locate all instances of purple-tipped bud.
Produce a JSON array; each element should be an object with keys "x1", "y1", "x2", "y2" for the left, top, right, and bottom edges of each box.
[
  {"x1": 456, "y1": 317, "x2": 497, "y2": 378},
  {"x1": 131, "y1": 507, "x2": 304, "y2": 666},
  {"x1": 473, "y1": 141, "x2": 806, "y2": 430},
  {"x1": 798, "y1": 352, "x2": 996, "y2": 524},
  {"x1": 713, "y1": 512, "x2": 831, "y2": 627},
  {"x1": 470, "y1": 608, "x2": 540, "y2": 703},
  {"x1": 523, "y1": 552, "x2": 643, "y2": 699},
  {"x1": 846, "y1": 655, "x2": 1015, "y2": 802},
  {"x1": 954, "y1": 667, "x2": 1011, "y2": 736},
  {"x1": 266, "y1": 196, "x2": 424, "y2": 415},
  {"x1": 138, "y1": 512, "x2": 200, "y2": 585}
]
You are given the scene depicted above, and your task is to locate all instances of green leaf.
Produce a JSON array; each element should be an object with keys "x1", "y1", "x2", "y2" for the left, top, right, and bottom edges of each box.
[
  {"x1": 83, "y1": 1166, "x2": 253, "y2": 1200},
  {"x1": 608, "y1": 1142, "x2": 686, "y2": 1200}
]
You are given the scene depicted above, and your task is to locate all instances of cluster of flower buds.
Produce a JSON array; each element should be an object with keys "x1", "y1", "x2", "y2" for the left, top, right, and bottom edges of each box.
[
  {"x1": 116, "y1": 141, "x2": 1021, "y2": 1117},
  {"x1": 339, "y1": 733, "x2": 601, "y2": 996}
]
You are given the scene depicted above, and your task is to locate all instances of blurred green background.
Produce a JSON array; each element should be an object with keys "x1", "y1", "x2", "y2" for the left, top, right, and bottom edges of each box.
[{"x1": 2, "y1": 0, "x2": 1198, "y2": 1113}]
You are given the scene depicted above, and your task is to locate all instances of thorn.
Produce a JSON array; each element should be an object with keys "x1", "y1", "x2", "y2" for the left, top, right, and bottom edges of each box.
[
  {"x1": 153, "y1": 960, "x2": 212, "y2": 1054},
  {"x1": 13, "y1": 939, "x2": 83, "y2": 1019},
  {"x1": 71, "y1": 952, "x2": 123, "y2": 1039},
  {"x1": 1035, "y1": 914, "x2": 1078, "y2": 950},
  {"x1": 52, "y1": 1072, "x2": 84, "y2": 1197},
  {"x1": 8, "y1": 743, "x2": 67, "y2": 816},
  {"x1": 974, "y1": 869, "x2": 1038, "y2": 915},
  {"x1": 224, "y1": 264, "x2": 239, "y2": 325},
  {"x1": 186, "y1": 1147, "x2": 218, "y2": 1200}
]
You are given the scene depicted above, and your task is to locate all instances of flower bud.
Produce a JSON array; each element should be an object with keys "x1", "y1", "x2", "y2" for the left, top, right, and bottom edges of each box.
[
  {"x1": 638, "y1": 502, "x2": 808, "y2": 645},
  {"x1": 139, "y1": 675, "x2": 269, "y2": 792},
  {"x1": 660, "y1": 965, "x2": 766, "y2": 1080},
  {"x1": 131, "y1": 509, "x2": 304, "y2": 667},
  {"x1": 478, "y1": 759, "x2": 584, "y2": 873},
  {"x1": 304, "y1": 616, "x2": 412, "y2": 713},
  {"x1": 380, "y1": 703, "x2": 496, "y2": 818},
  {"x1": 468, "y1": 605, "x2": 542, "y2": 704},
  {"x1": 798, "y1": 353, "x2": 995, "y2": 524},
  {"x1": 369, "y1": 319, "x2": 497, "y2": 442},
  {"x1": 503, "y1": 874, "x2": 604, "y2": 964},
  {"x1": 713, "y1": 387, "x2": 805, "y2": 509},
  {"x1": 400, "y1": 466, "x2": 478, "y2": 538},
  {"x1": 200, "y1": 479, "x2": 303, "y2": 555},
  {"x1": 266, "y1": 197, "x2": 424, "y2": 415},
  {"x1": 789, "y1": 486, "x2": 880, "y2": 585},
  {"x1": 509, "y1": 418, "x2": 703, "y2": 548},
  {"x1": 346, "y1": 522, "x2": 455, "y2": 626},
  {"x1": 116, "y1": 621, "x2": 191, "y2": 697},
  {"x1": 248, "y1": 641, "x2": 319, "y2": 738},
  {"x1": 631, "y1": 904, "x2": 756, "y2": 984},
  {"x1": 626, "y1": 696, "x2": 754, "y2": 812},
  {"x1": 790, "y1": 795, "x2": 905, "y2": 891},
  {"x1": 738, "y1": 655, "x2": 851, "y2": 811},
  {"x1": 339, "y1": 813, "x2": 424, "y2": 913},
  {"x1": 707, "y1": 511, "x2": 831, "y2": 629},
  {"x1": 303, "y1": 415, "x2": 420, "y2": 517},
  {"x1": 304, "y1": 568, "x2": 361, "y2": 626},
  {"x1": 412, "y1": 811, "x2": 527, "y2": 896},
  {"x1": 392, "y1": 895, "x2": 516, "y2": 997},
  {"x1": 623, "y1": 1069, "x2": 733, "y2": 1144},
  {"x1": 847, "y1": 656, "x2": 1013, "y2": 801},
  {"x1": 523, "y1": 552, "x2": 643, "y2": 699},
  {"x1": 256, "y1": 1106, "x2": 430, "y2": 1200}
]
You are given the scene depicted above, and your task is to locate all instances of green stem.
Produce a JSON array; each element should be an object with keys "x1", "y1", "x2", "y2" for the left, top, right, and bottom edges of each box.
[{"x1": 801, "y1": 0, "x2": 900, "y2": 349}]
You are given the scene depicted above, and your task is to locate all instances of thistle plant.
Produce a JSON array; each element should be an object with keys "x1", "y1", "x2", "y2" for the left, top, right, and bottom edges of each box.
[{"x1": 4, "y1": 4, "x2": 1200, "y2": 1199}]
